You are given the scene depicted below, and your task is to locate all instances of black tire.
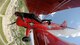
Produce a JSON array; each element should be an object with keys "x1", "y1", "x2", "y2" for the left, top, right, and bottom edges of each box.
[{"x1": 22, "y1": 36, "x2": 30, "y2": 42}]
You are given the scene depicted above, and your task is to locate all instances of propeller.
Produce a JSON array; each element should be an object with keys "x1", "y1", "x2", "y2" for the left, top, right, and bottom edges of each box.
[{"x1": 15, "y1": 12, "x2": 25, "y2": 21}]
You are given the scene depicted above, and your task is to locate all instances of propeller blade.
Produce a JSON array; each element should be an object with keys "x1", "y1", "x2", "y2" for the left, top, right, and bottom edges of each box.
[{"x1": 9, "y1": 22, "x2": 16, "y2": 25}]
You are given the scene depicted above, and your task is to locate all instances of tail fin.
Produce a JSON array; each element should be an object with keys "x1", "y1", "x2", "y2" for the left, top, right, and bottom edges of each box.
[
  {"x1": 60, "y1": 21, "x2": 67, "y2": 28},
  {"x1": 60, "y1": 21, "x2": 76, "y2": 29}
]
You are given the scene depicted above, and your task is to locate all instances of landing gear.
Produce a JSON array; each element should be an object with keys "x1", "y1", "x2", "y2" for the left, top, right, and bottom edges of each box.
[{"x1": 22, "y1": 36, "x2": 30, "y2": 42}]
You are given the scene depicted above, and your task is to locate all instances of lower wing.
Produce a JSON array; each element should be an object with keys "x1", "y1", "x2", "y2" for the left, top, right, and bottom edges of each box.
[{"x1": 33, "y1": 29, "x2": 74, "y2": 45}]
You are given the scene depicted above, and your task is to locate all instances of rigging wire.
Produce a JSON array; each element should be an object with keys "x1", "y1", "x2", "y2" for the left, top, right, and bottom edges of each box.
[{"x1": 51, "y1": 0, "x2": 71, "y2": 14}]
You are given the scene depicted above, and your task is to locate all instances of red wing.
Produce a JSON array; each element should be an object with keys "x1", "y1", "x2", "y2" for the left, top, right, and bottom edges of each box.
[
  {"x1": 25, "y1": 0, "x2": 80, "y2": 15},
  {"x1": 33, "y1": 29, "x2": 73, "y2": 45}
]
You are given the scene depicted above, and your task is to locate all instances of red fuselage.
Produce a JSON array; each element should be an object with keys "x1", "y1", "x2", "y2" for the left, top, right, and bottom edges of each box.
[{"x1": 16, "y1": 16, "x2": 71, "y2": 45}]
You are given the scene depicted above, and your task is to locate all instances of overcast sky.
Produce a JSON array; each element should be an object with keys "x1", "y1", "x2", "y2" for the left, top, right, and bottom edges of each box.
[{"x1": 42, "y1": 7, "x2": 80, "y2": 45}]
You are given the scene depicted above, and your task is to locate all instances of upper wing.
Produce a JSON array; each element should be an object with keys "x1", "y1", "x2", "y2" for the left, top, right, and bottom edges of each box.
[{"x1": 25, "y1": 0, "x2": 80, "y2": 15}]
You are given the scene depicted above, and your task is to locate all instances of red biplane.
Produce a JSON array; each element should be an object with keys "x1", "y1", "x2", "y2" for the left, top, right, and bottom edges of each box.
[
  {"x1": 12, "y1": 0, "x2": 80, "y2": 45},
  {"x1": 13, "y1": 12, "x2": 73, "y2": 45}
]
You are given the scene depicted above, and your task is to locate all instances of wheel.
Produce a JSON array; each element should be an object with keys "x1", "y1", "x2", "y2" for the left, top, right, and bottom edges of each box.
[{"x1": 22, "y1": 36, "x2": 30, "y2": 42}]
